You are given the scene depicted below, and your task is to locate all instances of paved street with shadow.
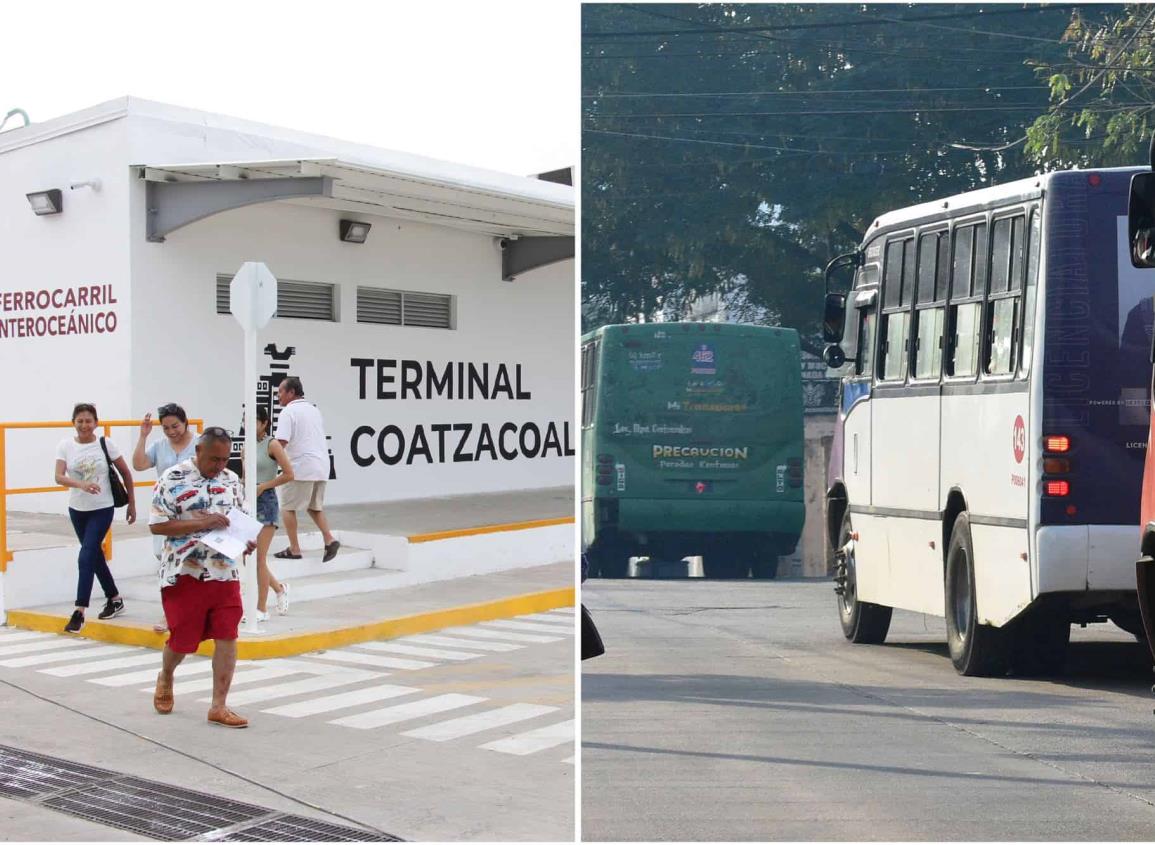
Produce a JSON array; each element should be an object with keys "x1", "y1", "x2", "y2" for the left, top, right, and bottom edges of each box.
[{"x1": 582, "y1": 577, "x2": 1155, "y2": 841}]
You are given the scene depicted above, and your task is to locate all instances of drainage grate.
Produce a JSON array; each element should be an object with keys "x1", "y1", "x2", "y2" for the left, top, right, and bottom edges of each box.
[
  {"x1": 0, "y1": 745, "x2": 401, "y2": 841},
  {"x1": 0, "y1": 745, "x2": 110, "y2": 800},
  {"x1": 221, "y1": 814, "x2": 397, "y2": 842},
  {"x1": 43, "y1": 776, "x2": 270, "y2": 840}
]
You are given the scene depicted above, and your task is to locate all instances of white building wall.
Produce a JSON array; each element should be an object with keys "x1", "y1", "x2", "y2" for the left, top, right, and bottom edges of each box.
[
  {"x1": 128, "y1": 199, "x2": 574, "y2": 504},
  {"x1": 0, "y1": 118, "x2": 135, "y2": 509},
  {"x1": 1, "y1": 103, "x2": 574, "y2": 513}
]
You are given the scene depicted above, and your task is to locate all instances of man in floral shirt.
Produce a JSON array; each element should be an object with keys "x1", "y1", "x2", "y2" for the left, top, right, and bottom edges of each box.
[{"x1": 149, "y1": 427, "x2": 254, "y2": 728}]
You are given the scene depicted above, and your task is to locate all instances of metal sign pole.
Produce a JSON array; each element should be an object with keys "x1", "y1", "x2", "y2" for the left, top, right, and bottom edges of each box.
[{"x1": 230, "y1": 262, "x2": 278, "y2": 636}]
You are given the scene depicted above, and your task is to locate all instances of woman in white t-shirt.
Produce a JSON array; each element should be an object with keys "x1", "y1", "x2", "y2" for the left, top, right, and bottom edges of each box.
[
  {"x1": 132, "y1": 402, "x2": 197, "y2": 634},
  {"x1": 53, "y1": 403, "x2": 136, "y2": 634}
]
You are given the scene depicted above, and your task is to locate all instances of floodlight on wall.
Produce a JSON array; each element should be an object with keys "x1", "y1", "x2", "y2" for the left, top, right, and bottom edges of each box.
[
  {"x1": 339, "y1": 219, "x2": 371, "y2": 243},
  {"x1": 26, "y1": 189, "x2": 63, "y2": 216}
]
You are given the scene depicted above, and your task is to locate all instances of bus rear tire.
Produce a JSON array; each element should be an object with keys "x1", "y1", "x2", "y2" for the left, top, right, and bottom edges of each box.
[
  {"x1": 751, "y1": 557, "x2": 780, "y2": 579},
  {"x1": 945, "y1": 514, "x2": 1008, "y2": 676},
  {"x1": 589, "y1": 542, "x2": 628, "y2": 579},
  {"x1": 836, "y1": 512, "x2": 892, "y2": 644}
]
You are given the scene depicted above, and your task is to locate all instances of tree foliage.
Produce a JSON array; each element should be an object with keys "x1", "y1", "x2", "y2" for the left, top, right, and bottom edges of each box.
[
  {"x1": 582, "y1": 4, "x2": 1122, "y2": 346},
  {"x1": 1026, "y1": 6, "x2": 1155, "y2": 167}
]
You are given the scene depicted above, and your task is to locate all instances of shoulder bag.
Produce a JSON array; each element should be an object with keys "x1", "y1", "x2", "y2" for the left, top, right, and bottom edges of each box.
[{"x1": 98, "y1": 437, "x2": 130, "y2": 508}]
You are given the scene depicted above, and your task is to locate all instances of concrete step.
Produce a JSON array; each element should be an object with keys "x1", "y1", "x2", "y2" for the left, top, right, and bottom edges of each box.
[{"x1": 116, "y1": 556, "x2": 405, "y2": 605}]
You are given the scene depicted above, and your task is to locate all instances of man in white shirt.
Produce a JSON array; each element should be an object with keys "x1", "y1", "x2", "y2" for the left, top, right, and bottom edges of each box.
[{"x1": 272, "y1": 377, "x2": 340, "y2": 562}]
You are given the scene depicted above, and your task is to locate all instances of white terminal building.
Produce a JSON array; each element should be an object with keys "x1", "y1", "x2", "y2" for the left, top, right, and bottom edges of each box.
[{"x1": 0, "y1": 97, "x2": 575, "y2": 510}]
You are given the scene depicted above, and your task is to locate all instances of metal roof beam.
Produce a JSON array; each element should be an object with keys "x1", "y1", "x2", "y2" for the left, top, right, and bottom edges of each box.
[
  {"x1": 144, "y1": 176, "x2": 333, "y2": 242},
  {"x1": 500, "y1": 236, "x2": 575, "y2": 282}
]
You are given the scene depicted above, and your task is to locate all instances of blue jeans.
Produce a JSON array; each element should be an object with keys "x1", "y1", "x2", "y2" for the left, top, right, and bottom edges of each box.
[{"x1": 68, "y1": 507, "x2": 117, "y2": 608}]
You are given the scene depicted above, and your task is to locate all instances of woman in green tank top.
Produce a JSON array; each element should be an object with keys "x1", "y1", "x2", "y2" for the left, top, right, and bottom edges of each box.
[{"x1": 243, "y1": 406, "x2": 295, "y2": 621}]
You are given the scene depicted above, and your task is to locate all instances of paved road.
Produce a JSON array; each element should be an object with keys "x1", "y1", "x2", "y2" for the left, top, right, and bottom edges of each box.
[
  {"x1": 0, "y1": 609, "x2": 574, "y2": 842},
  {"x1": 582, "y1": 578, "x2": 1155, "y2": 841}
]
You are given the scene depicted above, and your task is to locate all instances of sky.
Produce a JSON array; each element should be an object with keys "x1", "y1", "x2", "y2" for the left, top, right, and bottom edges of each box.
[{"x1": 1, "y1": 1, "x2": 578, "y2": 177}]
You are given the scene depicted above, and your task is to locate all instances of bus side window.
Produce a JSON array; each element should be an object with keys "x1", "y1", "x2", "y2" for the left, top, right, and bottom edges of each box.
[
  {"x1": 879, "y1": 237, "x2": 913, "y2": 382},
  {"x1": 913, "y1": 230, "x2": 946, "y2": 380},
  {"x1": 581, "y1": 342, "x2": 598, "y2": 427},
  {"x1": 947, "y1": 225, "x2": 978, "y2": 377},
  {"x1": 985, "y1": 215, "x2": 1024, "y2": 376},
  {"x1": 1018, "y1": 209, "x2": 1041, "y2": 378},
  {"x1": 856, "y1": 308, "x2": 876, "y2": 378}
]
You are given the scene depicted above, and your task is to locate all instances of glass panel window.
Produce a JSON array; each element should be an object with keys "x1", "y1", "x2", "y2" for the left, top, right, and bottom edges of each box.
[
  {"x1": 884, "y1": 241, "x2": 904, "y2": 308},
  {"x1": 989, "y1": 217, "x2": 1012, "y2": 295},
  {"x1": 856, "y1": 309, "x2": 876, "y2": 377},
  {"x1": 901, "y1": 239, "x2": 916, "y2": 306},
  {"x1": 952, "y1": 302, "x2": 981, "y2": 377},
  {"x1": 914, "y1": 306, "x2": 944, "y2": 380},
  {"x1": 1019, "y1": 210, "x2": 1042, "y2": 377},
  {"x1": 935, "y1": 233, "x2": 951, "y2": 301},
  {"x1": 988, "y1": 298, "x2": 1018, "y2": 375},
  {"x1": 881, "y1": 311, "x2": 910, "y2": 381},
  {"x1": 917, "y1": 234, "x2": 938, "y2": 304},
  {"x1": 952, "y1": 227, "x2": 974, "y2": 298},
  {"x1": 972, "y1": 222, "x2": 989, "y2": 297},
  {"x1": 1010, "y1": 215, "x2": 1026, "y2": 291}
]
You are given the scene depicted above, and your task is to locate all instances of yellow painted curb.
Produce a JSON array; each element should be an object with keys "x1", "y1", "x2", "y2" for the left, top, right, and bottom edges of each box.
[
  {"x1": 408, "y1": 516, "x2": 574, "y2": 544},
  {"x1": 5, "y1": 586, "x2": 575, "y2": 660}
]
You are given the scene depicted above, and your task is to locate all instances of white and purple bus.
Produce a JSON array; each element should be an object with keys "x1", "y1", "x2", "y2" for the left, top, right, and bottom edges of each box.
[{"x1": 822, "y1": 167, "x2": 1151, "y2": 676}]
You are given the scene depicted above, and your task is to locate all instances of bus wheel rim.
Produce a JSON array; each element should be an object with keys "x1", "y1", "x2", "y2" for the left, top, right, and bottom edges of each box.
[{"x1": 953, "y1": 549, "x2": 972, "y2": 642}]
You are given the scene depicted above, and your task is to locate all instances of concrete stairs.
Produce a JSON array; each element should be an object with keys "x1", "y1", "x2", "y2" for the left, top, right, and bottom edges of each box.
[{"x1": 116, "y1": 533, "x2": 397, "y2": 606}]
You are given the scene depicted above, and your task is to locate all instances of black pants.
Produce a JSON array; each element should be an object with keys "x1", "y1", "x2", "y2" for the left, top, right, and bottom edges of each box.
[{"x1": 68, "y1": 506, "x2": 117, "y2": 608}]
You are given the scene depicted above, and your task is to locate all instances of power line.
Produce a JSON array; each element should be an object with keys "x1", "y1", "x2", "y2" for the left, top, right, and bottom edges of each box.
[
  {"x1": 585, "y1": 103, "x2": 1149, "y2": 118},
  {"x1": 582, "y1": 84, "x2": 1051, "y2": 99},
  {"x1": 582, "y1": 5, "x2": 1080, "y2": 39}
]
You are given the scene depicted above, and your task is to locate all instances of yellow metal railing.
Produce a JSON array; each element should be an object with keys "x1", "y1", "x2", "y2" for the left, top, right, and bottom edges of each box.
[{"x1": 0, "y1": 419, "x2": 204, "y2": 573}]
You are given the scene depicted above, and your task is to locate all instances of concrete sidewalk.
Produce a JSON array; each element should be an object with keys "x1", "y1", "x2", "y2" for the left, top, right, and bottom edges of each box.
[
  {"x1": 4, "y1": 486, "x2": 574, "y2": 551},
  {"x1": 7, "y1": 562, "x2": 574, "y2": 658}
]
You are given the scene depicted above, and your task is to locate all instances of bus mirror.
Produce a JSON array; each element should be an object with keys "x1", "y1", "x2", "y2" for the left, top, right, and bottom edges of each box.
[
  {"x1": 822, "y1": 344, "x2": 846, "y2": 369},
  {"x1": 823, "y1": 293, "x2": 847, "y2": 343},
  {"x1": 1128, "y1": 172, "x2": 1155, "y2": 268}
]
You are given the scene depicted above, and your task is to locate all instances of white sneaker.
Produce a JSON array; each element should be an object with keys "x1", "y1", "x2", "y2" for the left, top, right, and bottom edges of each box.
[
  {"x1": 275, "y1": 584, "x2": 291, "y2": 616},
  {"x1": 241, "y1": 610, "x2": 270, "y2": 625}
]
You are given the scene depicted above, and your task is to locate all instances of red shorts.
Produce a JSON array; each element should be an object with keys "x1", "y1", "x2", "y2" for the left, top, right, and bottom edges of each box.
[{"x1": 160, "y1": 576, "x2": 242, "y2": 654}]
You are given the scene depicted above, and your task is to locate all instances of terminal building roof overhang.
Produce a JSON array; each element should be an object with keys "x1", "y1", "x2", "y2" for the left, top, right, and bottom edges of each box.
[
  {"x1": 138, "y1": 158, "x2": 575, "y2": 280},
  {"x1": 138, "y1": 157, "x2": 574, "y2": 240}
]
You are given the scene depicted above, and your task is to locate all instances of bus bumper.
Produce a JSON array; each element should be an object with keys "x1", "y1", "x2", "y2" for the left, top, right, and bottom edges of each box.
[
  {"x1": 1036, "y1": 525, "x2": 1140, "y2": 593},
  {"x1": 615, "y1": 499, "x2": 805, "y2": 536}
]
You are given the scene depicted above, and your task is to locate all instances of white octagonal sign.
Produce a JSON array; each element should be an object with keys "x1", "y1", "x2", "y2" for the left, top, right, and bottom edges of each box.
[{"x1": 230, "y1": 262, "x2": 278, "y2": 331}]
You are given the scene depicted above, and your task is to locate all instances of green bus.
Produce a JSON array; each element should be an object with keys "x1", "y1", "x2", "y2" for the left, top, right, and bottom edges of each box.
[{"x1": 581, "y1": 322, "x2": 805, "y2": 579}]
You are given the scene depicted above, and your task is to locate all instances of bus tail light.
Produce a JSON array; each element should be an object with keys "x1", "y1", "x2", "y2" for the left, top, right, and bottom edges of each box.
[
  {"x1": 1043, "y1": 458, "x2": 1070, "y2": 474},
  {"x1": 1043, "y1": 435, "x2": 1071, "y2": 453},
  {"x1": 596, "y1": 454, "x2": 614, "y2": 486},
  {"x1": 1045, "y1": 480, "x2": 1070, "y2": 497},
  {"x1": 787, "y1": 457, "x2": 803, "y2": 488}
]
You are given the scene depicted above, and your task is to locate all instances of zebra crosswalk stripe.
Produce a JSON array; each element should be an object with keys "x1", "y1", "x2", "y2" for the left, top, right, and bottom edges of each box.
[
  {"x1": 160, "y1": 666, "x2": 299, "y2": 696},
  {"x1": 481, "y1": 620, "x2": 573, "y2": 635},
  {"x1": 0, "y1": 631, "x2": 57, "y2": 644},
  {"x1": 402, "y1": 703, "x2": 559, "y2": 742},
  {"x1": 42, "y1": 652, "x2": 160, "y2": 677},
  {"x1": 331, "y1": 693, "x2": 486, "y2": 729},
  {"x1": 400, "y1": 635, "x2": 524, "y2": 652},
  {"x1": 92, "y1": 660, "x2": 212, "y2": 687},
  {"x1": 0, "y1": 645, "x2": 128, "y2": 668},
  {"x1": 356, "y1": 642, "x2": 481, "y2": 661},
  {"x1": 439, "y1": 627, "x2": 558, "y2": 644},
  {"x1": 205, "y1": 669, "x2": 382, "y2": 706},
  {"x1": 307, "y1": 649, "x2": 430, "y2": 671},
  {"x1": 0, "y1": 638, "x2": 101, "y2": 657},
  {"x1": 519, "y1": 613, "x2": 577, "y2": 626},
  {"x1": 262, "y1": 683, "x2": 421, "y2": 718},
  {"x1": 480, "y1": 719, "x2": 575, "y2": 756}
]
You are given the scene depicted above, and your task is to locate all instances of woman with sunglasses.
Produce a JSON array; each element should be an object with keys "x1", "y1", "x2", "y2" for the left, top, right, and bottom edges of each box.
[{"x1": 133, "y1": 403, "x2": 196, "y2": 633}]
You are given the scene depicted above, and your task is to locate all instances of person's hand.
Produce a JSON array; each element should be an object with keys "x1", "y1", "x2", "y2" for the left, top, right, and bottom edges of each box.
[
  {"x1": 201, "y1": 513, "x2": 230, "y2": 531},
  {"x1": 126, "y1": 503, "x2": 137, "y2": 525},
  {"x1": 84, "y1": 482, "x2": 101, "y2": 495},
  {"x1": 256, "y1": 482, "x2": 268, "y2": 496},
  {"x1": 244, "y1": 540, "x2": 257, "y2": 555},
  {"x1": 139, "y1": 413, "x2": 153, "y2": 438}
]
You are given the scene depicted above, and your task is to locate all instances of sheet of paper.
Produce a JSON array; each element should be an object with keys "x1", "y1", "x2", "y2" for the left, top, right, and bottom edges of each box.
[{"x1": 200, "y1": 507, "x2": 263, "y2": 559}]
